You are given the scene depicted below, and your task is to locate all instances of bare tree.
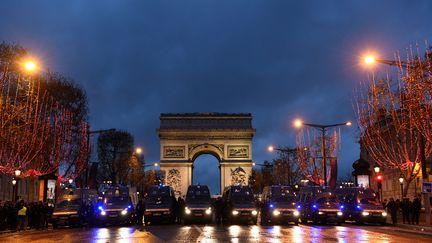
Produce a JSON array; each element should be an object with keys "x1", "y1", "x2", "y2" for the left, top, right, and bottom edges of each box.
[
  {"x1": 272, "y1": 147, "x2": 304, "y2": 185},
  {"x1": 296, "y1": 129, "x2": 340, "y2": 186},
  {"x1": 97, "y1": 130, "x2": 134, "y2": 185}
]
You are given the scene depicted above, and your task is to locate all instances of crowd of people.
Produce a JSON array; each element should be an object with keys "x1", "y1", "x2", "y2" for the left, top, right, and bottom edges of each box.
[
  {"x1": 383, "y1": 196, "x2": 422, "y2": 225},
  {"x1": 0, "y1": 200, "x2": 52, "y2": 231}
]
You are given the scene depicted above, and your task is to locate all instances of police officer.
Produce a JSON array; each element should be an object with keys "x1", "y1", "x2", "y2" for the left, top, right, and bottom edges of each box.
[
  {"x1": 386, "y1": 198, "x2": 398, "y2": 225},
  {"x1": 411, "y1": 196, "x2": 421, "y2": 225},
  {"x1": 401, "y1": 198, "x2": 411, "y2": 224}
]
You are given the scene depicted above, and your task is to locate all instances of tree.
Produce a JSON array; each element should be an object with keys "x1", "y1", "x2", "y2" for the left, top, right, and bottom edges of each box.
[
  {"x1": 249, "y1": 161, "x2": 273, "y2": 193},
  {"x1": 272, "y1": 147, "x2": 304, "y2": 186},
  {"x1": 0, "y1": 42, "x2": 89, "y2": 180},
  {"x1": 356, "y1": 78, "x2": 431, "y2": 197},
  {"x1": 97, "y1": 130, "x2": 134, "y2": 185},
  {"x1": 296, "y1": 129, "x2": 340, "y2": 186}
]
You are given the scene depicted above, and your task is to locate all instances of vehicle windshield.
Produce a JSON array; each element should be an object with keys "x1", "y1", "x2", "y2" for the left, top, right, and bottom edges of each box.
[
  {"x1": 358, "y1": 195, "x2": 381, "y2": 205},
  {"x1": 231, "y1": 187, "x2": 254, "y2": 202},
  {"x1": 186, "y1": 187, "x2": 210, "y2": 203},
  {"x1": 55, "y1": 199, "x2": 81, "y2": 208},
  {"x1": 271, "y1": 187, "x2": 296, "y2": 203},
  {"x1": 105, "y1": 197, "x2": 129, "y2": 206},
  {"x1": 147, "y1": 187, "x2": 171, "y2": 203},
  {"x1": 316, "y1": 196, "x2": 339, "y2": 205}
]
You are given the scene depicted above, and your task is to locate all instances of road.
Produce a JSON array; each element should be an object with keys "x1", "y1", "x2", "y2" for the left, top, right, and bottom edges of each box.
[{"x1": 0, "y1": 224, "x2": 431, "y2": 243}]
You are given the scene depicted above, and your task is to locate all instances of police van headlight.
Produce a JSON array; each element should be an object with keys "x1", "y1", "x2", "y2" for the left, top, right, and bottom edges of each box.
[
  {"x1": 205, "y1": 207, "x2": 212, "y2": 215},
  {"x1": 318, "y1": 211, "x2": 324, "y2": 215},
  {"x1": 121, "y1": 209, "x2": 128, "y2": 215},
  {"x1": 337, "y1": 211, "x2": 343, "y2": 216},
  {"x1": 232, "y1": 210, "x2": 239, "y2": 215},
  {"x1": 293, "y1": 210, "x2": 300, "y2": 217},
  {"x1": 185, "y1": 207, "x2": 191, "y2": 215},
  {"x1": 273, "y1": 210, "x2": 281, "y2": 216},
  {"x1": 361, "y1": 211, "x2": 370, "y2": 216},
  {"x1": 100, "y1": 210, "x2": 106, "y2": 216},
  {"x1": 252, "y1": 210, "x2": 258, "y2": 216},
  {"x1": 382, "y1": 212, "x2": 387, "y2": 217}
]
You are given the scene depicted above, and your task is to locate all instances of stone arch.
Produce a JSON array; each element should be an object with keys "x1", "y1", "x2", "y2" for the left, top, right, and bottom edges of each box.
[
  {"x1": 157, "y1": 113, "x2": 256, "y2": 196},
  {"x1": 189, "y1": 143, "x2": 224, "y2": 162}
]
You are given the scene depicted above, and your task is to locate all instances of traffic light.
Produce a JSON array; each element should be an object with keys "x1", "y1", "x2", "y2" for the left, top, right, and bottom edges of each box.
[{"x1": 376, "y1": 175, "x2": 383, "y2": 189}]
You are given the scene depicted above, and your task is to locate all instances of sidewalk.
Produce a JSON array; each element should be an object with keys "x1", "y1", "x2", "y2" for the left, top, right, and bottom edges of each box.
[{"x1": 387, "y1": 212, "x2": 432, "y2": 236}]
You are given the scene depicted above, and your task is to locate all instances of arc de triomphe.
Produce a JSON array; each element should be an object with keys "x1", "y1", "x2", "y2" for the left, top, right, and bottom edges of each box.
[{"x1": 157, "y1": 113, "x2": 255, "y2": 196}]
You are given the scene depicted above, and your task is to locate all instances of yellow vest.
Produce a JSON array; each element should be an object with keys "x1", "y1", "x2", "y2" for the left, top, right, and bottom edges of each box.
[{"x1": 18, "y1": 206, "x2": 27, "y2": 216}]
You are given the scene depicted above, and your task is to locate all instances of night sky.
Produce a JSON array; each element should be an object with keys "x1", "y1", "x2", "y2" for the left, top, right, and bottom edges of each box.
[{"x1": 1, "y1": 1, "x2": 431, "y2": 194}]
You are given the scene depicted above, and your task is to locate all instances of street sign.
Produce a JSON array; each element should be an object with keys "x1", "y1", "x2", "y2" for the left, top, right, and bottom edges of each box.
[{"x1": 422, "y1": 182, "x2": 432, "y2": 193}]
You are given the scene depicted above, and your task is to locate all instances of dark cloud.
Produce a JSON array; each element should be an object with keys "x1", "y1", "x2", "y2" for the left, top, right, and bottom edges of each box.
[{"x1": 1, "y1": 0, "x2": 431, "y2": 190}]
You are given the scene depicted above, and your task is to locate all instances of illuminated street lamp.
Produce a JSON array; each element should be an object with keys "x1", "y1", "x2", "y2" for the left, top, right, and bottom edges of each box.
[
  {"x1": 399, "y1": 175, "x2": 404, "y2": 199},
  {"x1": 362, "y1": 54, "x2": 414, "y2": 68},
  {"x1": 14, "y1": 170, "x2": 21, "y2": 177},
  {"x1": 144, "y1": 162, "x2": 159, "y2": 168},
  {"x1": 267, "y1": 145, "x2": 303, "y2": 154},
  {"x1": 293, "y1": 119, "x2": 352, "y2": 187},
  {"x1": 12, "y1": 179, "x2": 17, "y2": 186},
  {"x1": 68, "y1": 178, "x2": 73, "y2": 184},
  {"x1": 24, "y1": 61, "x2": 37, "y2": 72},
  {"x1": 135, "y1": 147, "x2": 143, "y2": 155},
  {"x1": 373, "y1": 164, "x2": 380, "y2": 173}
]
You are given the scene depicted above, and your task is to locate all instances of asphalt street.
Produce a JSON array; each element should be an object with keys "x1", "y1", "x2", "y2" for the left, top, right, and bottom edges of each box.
[{"x1": 0, "y1": 224, "x2": 431, "y2": 243}]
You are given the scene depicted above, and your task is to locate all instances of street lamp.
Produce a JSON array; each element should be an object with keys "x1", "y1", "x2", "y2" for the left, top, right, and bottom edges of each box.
[
  {"x1": 363, "y1": 54, "x2": 414, "y2": 68},
  {"x1": 14, "y1": 170, "x2": 21, "y2": 177},
  {"x1": 11, "y1": 178, "x2": 17, "y2": 202},
  {"x1": 399, "y1": 175, "x2": 404, "y2": 199},
  {"x1": 143, "y1": 162, "x2": 159, "y2": 168},
  {"x1": 373, "y1": 164, "x2": 380, "y2": 173},
  {"x1": 68, "y1": 178, "x2": 73, "y2": 184},
  {"x1": 267, "y1": 145, "x2": 302, "y2": 154},
  {"x1": 293, "y1": 119, "x2": 352, "y2": 187},
  {"x1": 135, "y1": 147, "x2": 143, "y2": 155}
]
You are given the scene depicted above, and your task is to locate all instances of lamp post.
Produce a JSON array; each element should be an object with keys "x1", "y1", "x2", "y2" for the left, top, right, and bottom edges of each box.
[
  {"x1": 373, "y1": 164, "x2": 383, "y2": 201},
  {"x1": 12, "y1": 179, "x2": 17, "y2": 202},
  {"x1": 13, "y1": 170, "x2": 21, "y2": 202},
  {"x1": 399, "y1": 175, "x2": 404, "y2": 199},
  {"x1": 293, "y1": 119, "x2": 352, "y2": 187}
]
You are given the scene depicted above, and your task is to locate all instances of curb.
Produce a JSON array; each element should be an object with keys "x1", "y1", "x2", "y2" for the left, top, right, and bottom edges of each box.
[
  {"x1": 0, "y1": 230, "x2": 17, "y2": 235},
  {"x1": 389, "y1": 225, "x2": 432, "y2": 237}
]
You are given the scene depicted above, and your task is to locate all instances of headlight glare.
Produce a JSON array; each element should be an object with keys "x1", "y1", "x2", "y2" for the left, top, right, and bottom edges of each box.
[
  {"x1": 185, "y1": 207, "x2": 191, "y2": 214},
  {"x1": 205, "y1": 207, "x2": 212, "y2": 215},
  {"x1": 252, "y1": 210, "x2": 258, "y2": 216},
  {"x1": 121, "y1": 210, "x2": 127, "y2": 215},
  {"x1": 382, "y1": 212, "x2": 388, "y2": 217},
  {"x1": 293, "y1": 210, "x2": 300, "y2": 217},
  {"x1": 361, "y1": 211, "x2": 370, "y2": 216},
  {"x1": 100, "y1": 210, "x2": 106, "y2": 216},
  {"x1": 273, "y1": 210, "x2": 281, "y2": 216},
  {"x1": 232, "y1": 210, "x2": 239, "y2": 215},
  {"x1": 337, "y1": 211, "x2": 343, "y2": 216}
]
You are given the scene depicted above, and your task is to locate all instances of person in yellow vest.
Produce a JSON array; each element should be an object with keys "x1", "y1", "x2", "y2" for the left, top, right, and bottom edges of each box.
[{"x1": 17, "y1": 201, "x2": 27, "y2": 231}]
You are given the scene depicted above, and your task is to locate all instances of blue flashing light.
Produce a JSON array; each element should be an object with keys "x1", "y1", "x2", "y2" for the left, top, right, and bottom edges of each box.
[
  {"x1": 98, "y1": 206, "x2": 103, "y2": 211},
  {"x1": 340, "y1": 205, "x2": 345, "y2": 209},
  {"x1": 356, "y1": 204, "x2": 362, "y2": 210},
  {"x1": 312, "y1": 204, "x2": 318, "y2": 209},
  {"x1": 128, "y1": 205, "x2": 132, "y2": 209},
  {"x1": 297, "y1": 205, "x2": 301, "y2": 209},
  {"x1": 269, "y1": 204, "x2": 274, "y2": 208}
]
